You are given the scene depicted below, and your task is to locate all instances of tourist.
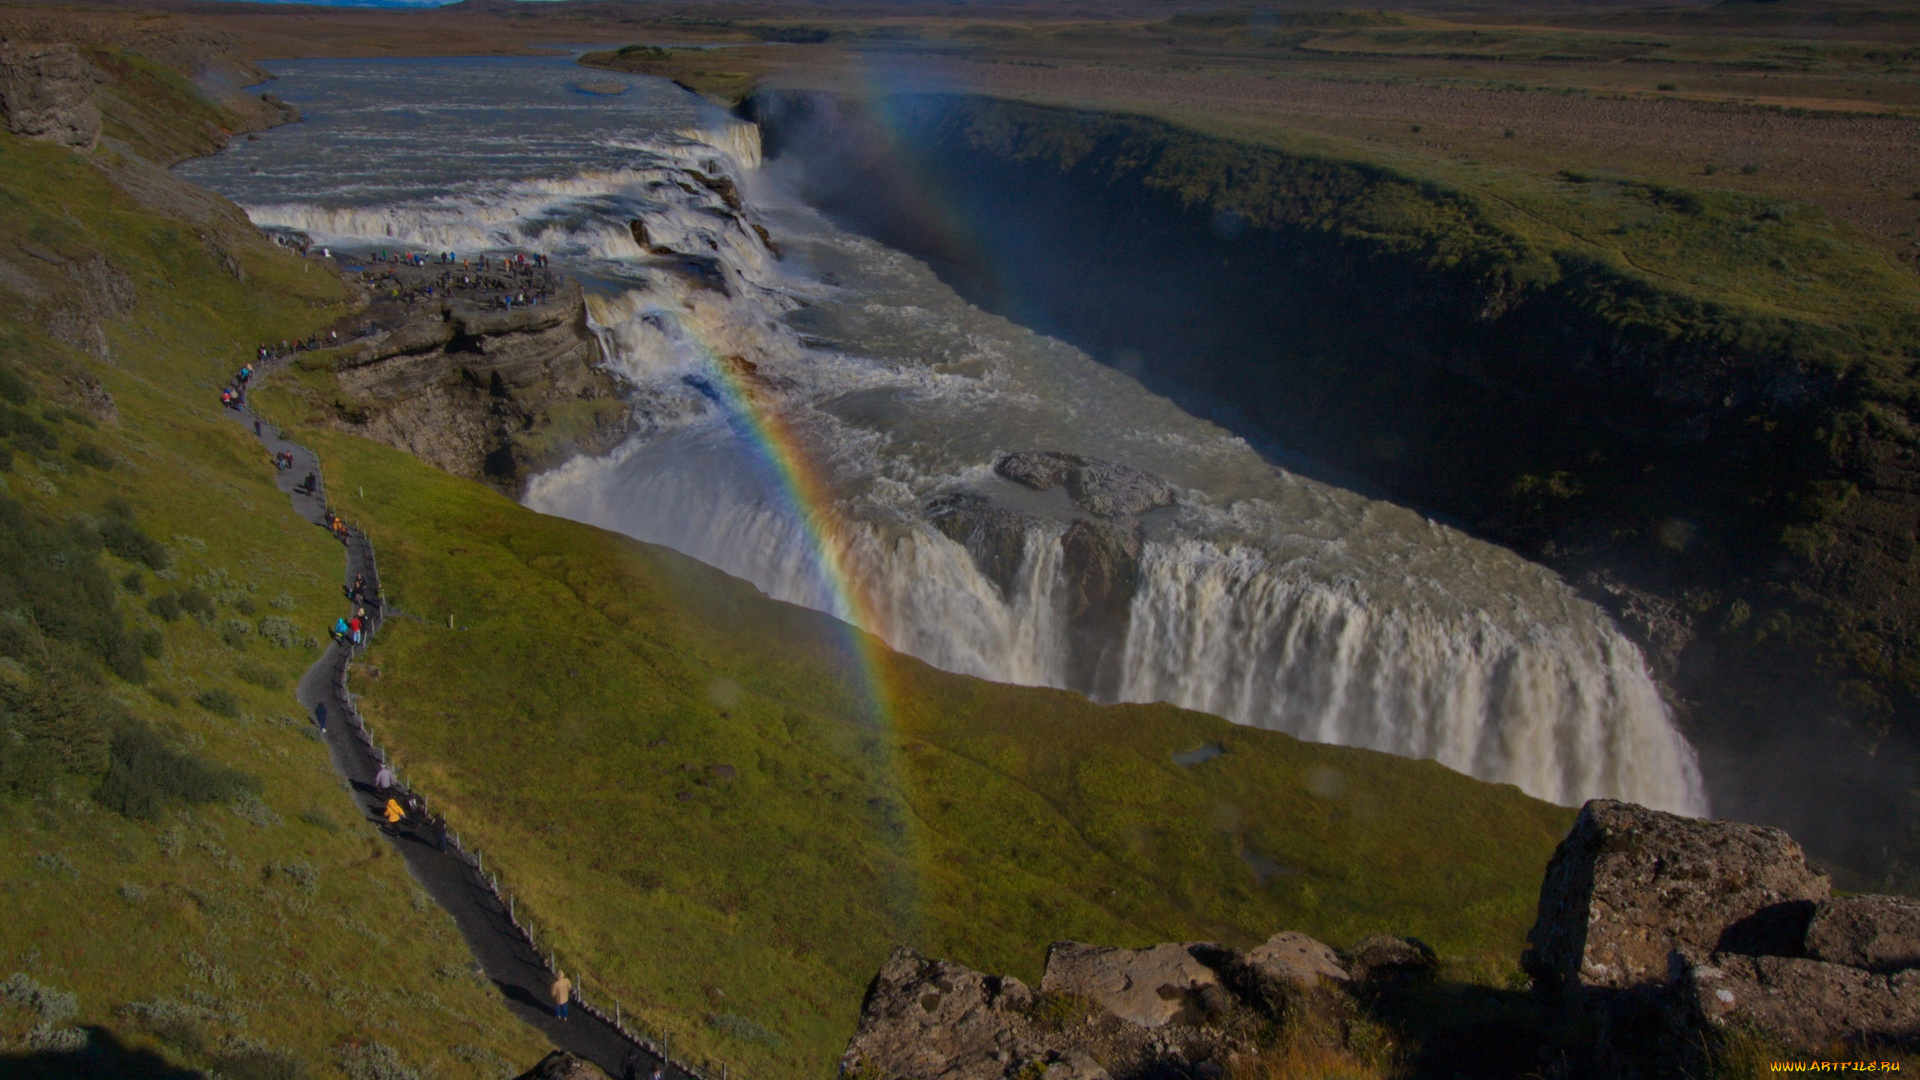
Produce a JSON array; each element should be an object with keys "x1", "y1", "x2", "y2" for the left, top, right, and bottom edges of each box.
[
  {"x1": 349, "y1": 613, "x2": 362, "y2": 645},
  {"x1": 332, "y1": 616, "x2": 350, "y2": 643},
  {"x1": 375, "y1": 761, "x2": 395, "y2": 792},
  {"x1": 314, "y1": 701, "x2": 328, "y2": 733},
  {"x1": 382, "y1": 797, "x2": 405, "y2": 833},
  {"x1": 550, "y1": 971, "x2": 571, "y2": 1020}
]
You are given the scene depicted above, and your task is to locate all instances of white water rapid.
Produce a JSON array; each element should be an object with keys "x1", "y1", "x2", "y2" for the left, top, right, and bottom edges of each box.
[{"x1": 179, "y1": 56, "x2": 1706, "y2": 815}]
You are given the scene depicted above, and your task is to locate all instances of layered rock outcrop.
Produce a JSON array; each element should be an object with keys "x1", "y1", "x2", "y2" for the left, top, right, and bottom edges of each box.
[
  {"x1": 325, "y1": 279, "x2": 633, "y2": 494},
  {"x1": 0, "y1": 41, "x2": 99, "y2": 149}
]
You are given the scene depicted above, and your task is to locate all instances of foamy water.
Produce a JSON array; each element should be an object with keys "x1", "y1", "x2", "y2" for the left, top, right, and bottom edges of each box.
[{"x1": 180, "y1": 55, "x2": 1706, "y2": 814}]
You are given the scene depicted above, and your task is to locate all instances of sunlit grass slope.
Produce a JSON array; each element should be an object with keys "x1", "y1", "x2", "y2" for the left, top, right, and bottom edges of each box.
[
  {"x1": 284, "y1": 425, "x2": 1577, "y2": 1079},
  {"x1": 0, "y1": 131, "x2": 548, "y2": 1073}
]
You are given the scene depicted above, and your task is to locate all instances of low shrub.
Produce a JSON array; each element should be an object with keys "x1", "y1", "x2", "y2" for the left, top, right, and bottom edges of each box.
[
  {"x1": 236, "y1": 659, "x2": 283, "y2": 692},
  {"x1": 100, "y1": 515, "x2": 168, "y2": 570},
  {"x1": 92, "y1": 720, "x2": 254, "y2": 821},
  {"x1": 256, "y1": 616, "x2": 299, "y2": 649},
  {"x1": 706, "y1": 1011, "x2": 784, "y2": 1047},
  {"x1": 336, "y1": 1040, "x2": 419, "y2": 1080},
  {"x1": 220, "y1": 619, "x2": 251, "y2": 649},
  {"x1": 1, "y1": 971, "x2": 82, "y2": 1050},
  {"x1": 148, "y1": 593, "x2": 181, "y2": 622},
  {"x1": 0, "y1": 652, "x2": 115, "y2": 796},
  {"x1": 0, "y1": 406, "x2": 54, "y2": 450},
  {"x1": 177, "y1": 587, "x2": 216, "y2": 621},
  {"x1": 196, "y1": 688, "x2": 239, "y2": 717},
  {"x1": 0, "y1": 365, "x2": 33, "y2": 406},
  {"x1": 0, "y1": 494, "x2": 146, "y2": 679},
  {"x1": 297, "y1": 809, "x2": 338, "y2": 833},
  {"x1": 212, "y1": 1042, "x2": 307, "y2": 1080},
  {"x1": 233, "y1": 791, "x2": 282, "y2": 828},
  {"x1": 70, "y1": 441, "x2": 114, "y2": 470}
]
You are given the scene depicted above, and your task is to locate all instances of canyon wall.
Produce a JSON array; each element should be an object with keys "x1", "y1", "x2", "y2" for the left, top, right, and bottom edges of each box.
[{"x1": 742, "y1": 90, "x2": 1920, "y2": 889}]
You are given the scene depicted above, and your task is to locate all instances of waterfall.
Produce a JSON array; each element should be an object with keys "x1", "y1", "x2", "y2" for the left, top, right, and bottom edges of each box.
[{"x1": 228, "y1": 111, "x2": 1706, "y2": 817}]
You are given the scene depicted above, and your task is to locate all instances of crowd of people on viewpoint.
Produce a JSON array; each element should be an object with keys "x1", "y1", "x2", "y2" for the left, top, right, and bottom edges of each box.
[{"x1": 354, "y1": 248, "x2": 559, "y2": 311}]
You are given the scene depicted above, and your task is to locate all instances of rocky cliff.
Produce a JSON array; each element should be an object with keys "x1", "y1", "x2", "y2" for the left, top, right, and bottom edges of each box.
[
  {"x1": 316, "y1": 268, "x2": 633, "y2": 496},
  {"x1": 0, "y1": 41, "x2": 100, "y2": 149}
]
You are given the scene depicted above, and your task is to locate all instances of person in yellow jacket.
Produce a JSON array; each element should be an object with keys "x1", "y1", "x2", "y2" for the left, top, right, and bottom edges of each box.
[
  {"x1": 550, "y1": 971, "x2": 572, "y2": 1020},
  {"x1": 382, "y1": 797, "x2": 405, "y2": 834}
]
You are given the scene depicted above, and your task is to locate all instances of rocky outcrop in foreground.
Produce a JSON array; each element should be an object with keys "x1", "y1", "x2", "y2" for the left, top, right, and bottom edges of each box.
[
  {"x1": 850, "y1": 802, "x2": 1920, "y2": 1079},
  {"x1": 843, "y1": 930, "x2": 1423, "y2": 1080},
  {"x1": 1524, "y1": 799, "x2": 1919, "y2": 1068}
]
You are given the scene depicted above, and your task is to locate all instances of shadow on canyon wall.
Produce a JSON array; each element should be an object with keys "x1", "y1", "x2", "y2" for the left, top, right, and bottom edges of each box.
[{"x1": 741, "y1": 89, "x2": 1920, "y2": 890}]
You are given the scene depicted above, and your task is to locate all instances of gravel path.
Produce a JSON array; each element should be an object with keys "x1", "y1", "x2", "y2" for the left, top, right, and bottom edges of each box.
[{"x1": 226, "y1": 395, "x2": 688, "y2": 1080}]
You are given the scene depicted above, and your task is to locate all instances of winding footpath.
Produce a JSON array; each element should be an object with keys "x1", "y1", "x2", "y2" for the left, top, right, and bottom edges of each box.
[{"x1": 227, "y1": 397, "x2": 699, "y2": 1080}]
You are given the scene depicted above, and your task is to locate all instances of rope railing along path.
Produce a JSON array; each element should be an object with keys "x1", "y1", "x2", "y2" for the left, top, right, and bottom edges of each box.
[{"x1": 227, "y1": 391, "x2": 728, "y2": 1080}]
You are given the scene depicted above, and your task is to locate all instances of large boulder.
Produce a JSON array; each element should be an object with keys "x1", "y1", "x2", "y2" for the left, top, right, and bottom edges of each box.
[
  {"x1": 997, "y1": 450, "x2": 1079, "y2": 492},
  {"x1": 1669, "y1": 950, "x2": 1920, "y2": 1052},
  {"x1": 1345, "y1": 936, "x2": 1437, "y2": 983},
  {"x1": 1523, "y1": 800, "x2": 1830, "y2": 993},
  {"x1": 842, "y1": 947, "x2": 1041, "y2": 1080},
  {"x1": 1065, "y1": 460, "x2": 1176, "y2": 518},
  {"x1": 1244, "y1": 932, "x2": 1350, "y2": 992},
  {"x1": 1040, "y1": 942, "x2": 1223, "y2": 1029},
  {"x1": 1806, "y1": 894, "x2": 1920, "y2": 975},
  {"x1": 0, "y1": 42, "x2": 99, "y2": 149}
]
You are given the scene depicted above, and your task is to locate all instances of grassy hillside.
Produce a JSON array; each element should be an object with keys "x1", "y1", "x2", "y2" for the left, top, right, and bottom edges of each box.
[
  {"x1": 243, "y1": 413, "x2": 1576, "y2": 1079},
  {"x1": 0, "y1": 115, "x2": 548, "y2": 1074}
]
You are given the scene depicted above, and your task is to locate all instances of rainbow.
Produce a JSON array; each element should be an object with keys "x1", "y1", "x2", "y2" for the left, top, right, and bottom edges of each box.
[
  {"x1": 688, "y1": 345, "x2": 901, "y2": 725},
  {"x1": 686, "y1": 338, "x2": 930, "y2": 924}
]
